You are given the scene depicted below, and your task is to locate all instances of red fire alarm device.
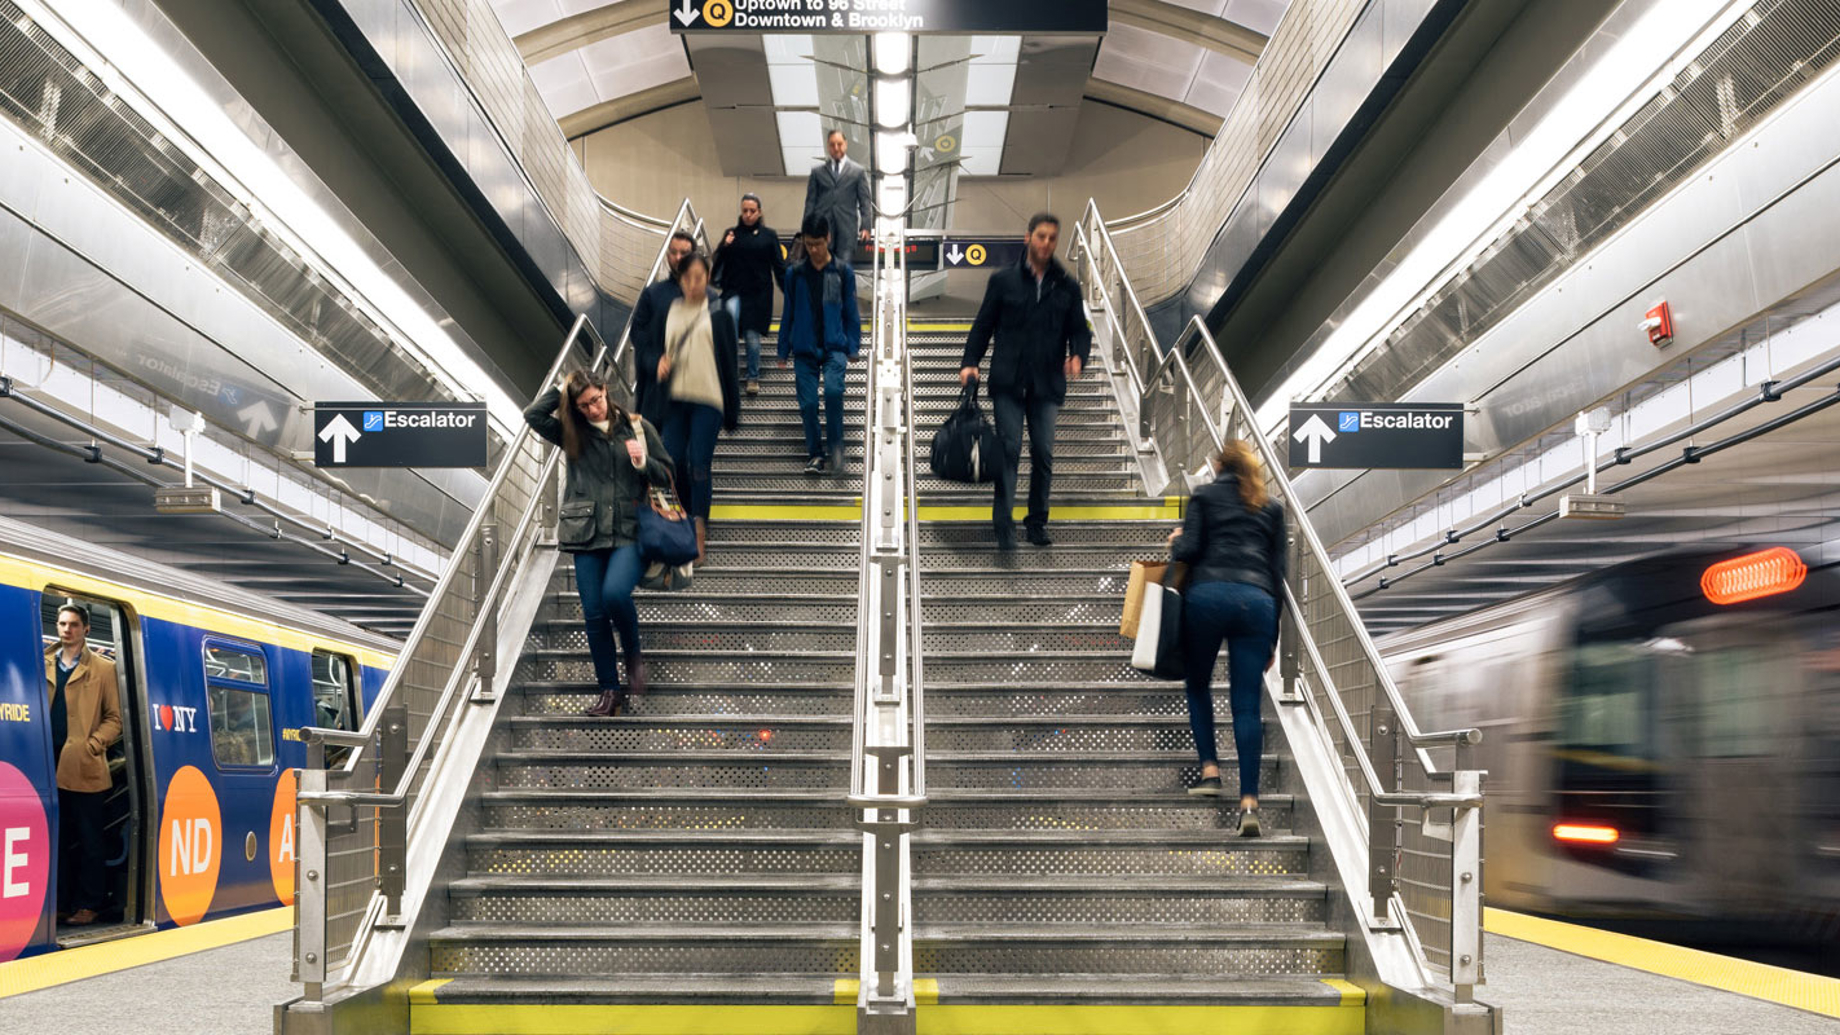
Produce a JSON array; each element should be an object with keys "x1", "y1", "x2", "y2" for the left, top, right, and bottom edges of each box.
[{"x1": 1639, "y1": 302, "x2": 1673, "y2": 347}]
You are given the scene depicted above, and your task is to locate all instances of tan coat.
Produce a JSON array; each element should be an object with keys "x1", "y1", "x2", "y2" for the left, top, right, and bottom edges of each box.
[{"x1": 45, "y1": 645, "x2": 122, "y2": 793}]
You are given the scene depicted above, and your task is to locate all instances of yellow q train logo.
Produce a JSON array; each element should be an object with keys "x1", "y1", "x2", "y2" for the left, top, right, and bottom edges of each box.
[
  {"x1": 703, "y1": 0, "x2": 733, "y2": 27},
  {"x1": 935, "y1": 134, "x2": 958, "y2": 154},
  {"x1": 966, "y1": 244, "x2": 988, "y2": 266}
]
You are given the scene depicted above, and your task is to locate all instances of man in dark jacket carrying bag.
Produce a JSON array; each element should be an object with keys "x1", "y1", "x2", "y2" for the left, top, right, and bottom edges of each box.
[{"x1": 959, "y1": 213, "x2": 1093, "y2": 549}]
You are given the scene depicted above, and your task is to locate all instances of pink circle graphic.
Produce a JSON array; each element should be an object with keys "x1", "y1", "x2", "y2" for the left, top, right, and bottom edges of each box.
[{"x1": 0, "y1": 761, "x2": 51, "y2": 961}]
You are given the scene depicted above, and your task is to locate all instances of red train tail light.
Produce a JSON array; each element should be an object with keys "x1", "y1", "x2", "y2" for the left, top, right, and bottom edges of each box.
[
  {"x1": 1701, "y1": 547, "x2": 1806, "y2": 605},
  {"x1": 1553, "y1": 823, "x2": 1620, "y2": 845}
]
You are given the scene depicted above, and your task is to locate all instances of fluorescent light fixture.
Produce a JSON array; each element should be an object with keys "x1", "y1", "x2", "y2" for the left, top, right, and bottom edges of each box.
[
  {"x1": 960, "y1": 111, "x2": 1010, "y2": 151},
  {"x1": 768, "y1": 62, "x2": 821, "y2": 108},
  {"x1": 878, "y1": 176, "x2": 908, "y2": 216},
  {"x1": 874, "y1": 32, "x2": 910, "y2": 75},
  {"x1": 1254, "y1": 0, "x2": 1750, "y2": 434},
  {"x1": 874, "y1": 77, "x2": 911, "y2": 128},
  {"x1": 33, "y1": 0, "x2": 522, "y2": 434},
  {"x1": 876, "y1": 131, "x2": 916, "y2": 175}
]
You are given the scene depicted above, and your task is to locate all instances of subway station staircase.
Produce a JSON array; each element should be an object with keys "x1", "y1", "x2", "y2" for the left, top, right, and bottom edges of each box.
[{"x1": 400, "y1": 324, "x2": 1360, "y2": 1032}]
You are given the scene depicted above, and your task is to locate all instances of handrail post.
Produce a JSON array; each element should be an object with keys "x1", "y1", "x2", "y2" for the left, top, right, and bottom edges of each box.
[
  {"x1": 377, "y1": 702, "x2": 408, "y2": 923},
  {"x1": 1450, "y1": 771, "x2": 1483, "y2": 1000},
  {"x1": 296, "y1": 762, "x2": 328, "y2": 1002},
  {"x1": 1368, "y1": 699, "x2": 1401, "y2": 928},
  {"x1": 474, "y1": 524, "x2": 499, "y2": 700},
  {"x1": 1277, "y1": 521, "x2": 1302, "y2": 704}
]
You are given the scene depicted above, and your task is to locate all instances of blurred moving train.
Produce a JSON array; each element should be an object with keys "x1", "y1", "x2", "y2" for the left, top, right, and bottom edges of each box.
[
  {"x1": 0, "y1": 516, "x2": 394, "y2": 961},
  {"x1": 1380, "y1": 545, "x2": 1840, "y2": 937}
]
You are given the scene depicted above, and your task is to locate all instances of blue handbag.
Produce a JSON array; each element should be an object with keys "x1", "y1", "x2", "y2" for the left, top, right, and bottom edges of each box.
[{"x1": 636, "y1": 476, "x2": 699, "y2": 566}]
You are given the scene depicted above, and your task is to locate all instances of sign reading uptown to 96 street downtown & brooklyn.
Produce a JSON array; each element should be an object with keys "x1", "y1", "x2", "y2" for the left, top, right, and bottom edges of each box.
[
  {"x1": 668, "y1": 0, "x2": 1107, "y2": 34},
  {"x1": 1288, "y1": 402, "x2": 1465, "y2": 470},
  {"x1": 314, "y1": 402, "x2": 488, "y2": 468}
]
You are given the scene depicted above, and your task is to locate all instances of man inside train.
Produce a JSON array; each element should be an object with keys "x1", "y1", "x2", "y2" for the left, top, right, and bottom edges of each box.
[{"x1": 46, "y1": 602, "x2": 122, "y2": 926}]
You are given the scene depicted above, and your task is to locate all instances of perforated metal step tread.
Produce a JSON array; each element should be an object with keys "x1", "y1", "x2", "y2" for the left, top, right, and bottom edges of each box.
[
  {"x1": 911, "y1": 875, "x2": 1325, "y2": 895},
  {"x1": 910, "y1": 973, "x2": 1358, "y2": 1005},
  {"x1": 467, "y1": 829, "x2": 860, "y2": 847},
  {"x1": 450, "y1": 874, "x2": 859, "y2": 895},
  {"x1": 417, "y1": 974, "x2": 846, "y2": 1005},
  {"x1": 911, "y1": 830, "x2": 1308, "y2": 848},
  {"x1": 914, "y1": 924, "x2": 1342, "y2": 946}
]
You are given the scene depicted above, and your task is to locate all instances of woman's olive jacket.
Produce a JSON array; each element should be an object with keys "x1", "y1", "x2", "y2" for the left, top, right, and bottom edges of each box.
[{"x1": 524, "y1": 387, "x2": 675, "y2": 553}]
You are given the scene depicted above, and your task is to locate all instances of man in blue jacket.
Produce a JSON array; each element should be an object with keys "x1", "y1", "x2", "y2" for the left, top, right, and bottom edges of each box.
[
  {"x1": 779, "y1": 215, "x2": 862, "y2": 476},
  {"x1": 959, "y1": 213, "x2": 1093, "y2": 549}
]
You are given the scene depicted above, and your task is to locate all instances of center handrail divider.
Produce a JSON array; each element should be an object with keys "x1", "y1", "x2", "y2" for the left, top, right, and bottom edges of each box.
[
  {"x1": 1072, "y1": 200, "x2": 1487, "y2": 1006},
  {"x1": 285, "y1": 199, "x2": 709, "y2": 1015},
  {"x1": 847, "y1": 220, "x2": 925, "y2": 1031}
]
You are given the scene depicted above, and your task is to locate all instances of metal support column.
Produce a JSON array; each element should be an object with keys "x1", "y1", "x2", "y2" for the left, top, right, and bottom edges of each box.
[{"x1": 376, "y1": 703, "x2": 408, "y2": 923}]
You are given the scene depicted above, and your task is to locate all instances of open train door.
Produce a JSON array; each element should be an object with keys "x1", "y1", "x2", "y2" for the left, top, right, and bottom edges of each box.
[{"x1": 41, "y1": 591, "x2": 153, "y2": 945}]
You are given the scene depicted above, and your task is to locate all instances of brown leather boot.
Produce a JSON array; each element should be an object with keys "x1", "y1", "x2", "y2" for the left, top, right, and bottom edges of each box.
[
  {"x1": 694, "y1": 517, "x2": 707, "y2": 565},
  {"x1": 624, "y1": 652, "x2": 647, "y2": 697},
  {"x1": 582, "y1": 688, "x2": 624, "y2": 717}
]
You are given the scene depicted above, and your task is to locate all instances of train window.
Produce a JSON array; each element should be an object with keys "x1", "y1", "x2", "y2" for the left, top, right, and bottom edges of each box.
[
  {"x1": 311, "y1": 650, "x2": 360, "y2": 732},
  {"x1": 1558, "y1": 642, "x2": 1655, "y2": 757},
  {"x1": 203, "y1": 642, "x2": 274, "y2": 769},
  {"x1": 1685, "y1": 646, "x2": 1780, "y2": 758}
]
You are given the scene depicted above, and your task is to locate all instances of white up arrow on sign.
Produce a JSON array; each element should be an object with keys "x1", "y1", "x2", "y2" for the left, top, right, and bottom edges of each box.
[
  {"x1": 672, "y1": 0, "x2": 699, "y2": 26},
  {"x1": 1292, "y1": 413, "x2": 1337, "y2": 464},
  {"x1": 318, "y1": 413, "x2": 362, "y2": 464}
]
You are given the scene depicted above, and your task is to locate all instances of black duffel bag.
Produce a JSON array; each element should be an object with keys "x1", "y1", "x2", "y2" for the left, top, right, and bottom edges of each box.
[{"x1": 929, "y1": 377, "x2": 1001, "y2": 484}]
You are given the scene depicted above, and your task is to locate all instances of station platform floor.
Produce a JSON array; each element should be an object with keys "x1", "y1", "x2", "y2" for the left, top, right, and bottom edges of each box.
[{"x1": 2, "y1": 910, "x2": 1836, "y2": 1034}]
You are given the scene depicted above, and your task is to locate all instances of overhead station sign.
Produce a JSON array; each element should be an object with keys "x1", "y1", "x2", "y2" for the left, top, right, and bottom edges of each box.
[
  {"x1": 941, "y1": 239, "x2": 1026, "y2": 270},
  {"x1": 669, "y1": 0, "x2": 1107, "y2": 34},
  {"x1": 1288, "y1": 402, "x2": 1465, "y2": 470},
  {"x1": 314, "y1": 402, "x2": 488, "y2": 468}
]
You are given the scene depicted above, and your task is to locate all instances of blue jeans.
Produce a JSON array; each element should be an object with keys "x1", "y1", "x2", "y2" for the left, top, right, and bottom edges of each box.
[
  {"x1": 992, "y1": 389, "x2": 1061, "y2": 533},
  {"x1": 573, "y1": 545, "x2": 643, "y2": 692},
  {"x1": 661, "y1": 401, "x2": 722, "y2": 521},
  {"x1": 1181, "y1": 580, "x2": 1278, "y2": 798},
  {"x1": 744, "y1": 330, "x2": 762, "y2": 380},
  {"x1": 795, "y1": 352, "x2": 849, "y2": 458}
]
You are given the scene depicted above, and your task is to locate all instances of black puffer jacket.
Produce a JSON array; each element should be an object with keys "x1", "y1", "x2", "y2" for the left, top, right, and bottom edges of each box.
[
  {"x1": 524, "y1": 387, "x2": 674, "y2": 554},
  {"x1": 1170, "y1": 474, "x2": 1288, "y2": 610}
]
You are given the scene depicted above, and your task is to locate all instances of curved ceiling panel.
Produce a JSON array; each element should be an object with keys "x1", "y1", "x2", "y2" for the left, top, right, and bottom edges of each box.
[{"x1": 491, "y1": 0, "x2": 1286, "y2": 135}]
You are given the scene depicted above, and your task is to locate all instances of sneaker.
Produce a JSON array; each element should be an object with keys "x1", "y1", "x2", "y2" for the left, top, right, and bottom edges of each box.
[
  {"x1": 746, "y1": 379, "x2": 760, "y2": 396},
  {"x1": 828, "y1": 447, "x2": 846, "y2": 476},
  {"x1": 1238, "y1": 808, "x2": 1262, "y2": 838},
  {"x1": 1025, "y1": 526, "x2": 1053, "y2": 547},
  {"x1": 1187, "y1": 776, "x2": 1223, "y2": 798},
  {"x1": 805, "y1": 455, "x2": 827, "y2": 476}
]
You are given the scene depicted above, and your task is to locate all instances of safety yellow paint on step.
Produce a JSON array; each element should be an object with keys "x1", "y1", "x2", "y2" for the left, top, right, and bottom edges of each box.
[
  {"x1": 1320, "y1": 978, "x2": 1366, "y2": 1006},
  {"x1": 908, "y1": 323, "x2": 975, "y2": 333},
  {"x1": 914, "y1": 978, "x2": 940, "y2": 1004},
  {"x1": 916, "y1": 500, "x2": 1184, "y2": 522},
  {"x1": 833, "y1": 978, "x2": 857, "y2": 1004},
  {"x1": 913, "y1": 1003, "x2": 1363, "y2": 1034},
  {"x1": 710, "y1": 503, "x2": 864, "y2": 522},
  {"x1": 411, "y1": 978, "x2": 452, "y2": 1004},
  {"x1": 409, "y1": 1003, "x2": 857, "y2": 1034},
  {"x1": 0, "y1": 906, "x2": 290, "y2": 999},
  {"x1": 1486, "y1": 906, "x2": 1840, "y2": 1018}
]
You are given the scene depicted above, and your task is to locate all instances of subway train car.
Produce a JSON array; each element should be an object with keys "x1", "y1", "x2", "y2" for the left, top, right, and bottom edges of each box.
[
  {"x1": 0, "y1": 516, "x2": 395, "y2": 961},
  {"x1": 1379, "y1": 545, "x2": 1840, "y2": 937}
]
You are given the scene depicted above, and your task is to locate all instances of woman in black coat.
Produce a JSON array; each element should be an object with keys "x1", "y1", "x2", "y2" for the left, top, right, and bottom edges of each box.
[
  {"x1": 1166, "y1": 440, "x2": 1288, "y2": 836},
  {"x1": 712, "y1": 193, "x2": 787, "y2": 396}
]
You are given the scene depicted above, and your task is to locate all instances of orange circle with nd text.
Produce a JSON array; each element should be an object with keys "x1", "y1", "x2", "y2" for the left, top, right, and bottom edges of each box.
[
  {"x1": 157, "y1": 765, "x2": 222, "y2": 926},
  {"x1": 269, "y1": 769, "x2": 297, "y2": 906}
]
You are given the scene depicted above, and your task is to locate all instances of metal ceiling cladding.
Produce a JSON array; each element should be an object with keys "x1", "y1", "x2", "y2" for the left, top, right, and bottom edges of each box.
[{"x1": 1700, "y1": 546, "x2": 1809, "y2": 605}]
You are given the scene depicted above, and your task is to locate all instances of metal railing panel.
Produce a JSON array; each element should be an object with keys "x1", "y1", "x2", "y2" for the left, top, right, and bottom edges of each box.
[
  {"x1": 1074, "y1": 201, "x2": 1485, "y2": 999},
  {"x1": 289, "y1": 200, "x2": 706, "y2": 1006}
]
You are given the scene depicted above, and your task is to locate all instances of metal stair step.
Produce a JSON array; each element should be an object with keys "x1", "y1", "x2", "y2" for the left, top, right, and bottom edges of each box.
[
  {"x1": 516, "y1": 650, "x2": 855, "y2": 688},
  {"x1": 512, "y1": 681, "x2": 853, "y2": 718},
  {"x1": 465, "y1": 830, "x2": 861, "y2": 878},
  {"x1": 890, "y1": 972, "x2": 1360, "y2": 1006},
  {"x1": 503, "y1": 716, "x2": 854, "y2": 753},
  {"x1": 528, "y1": 621, "x2": 857, "y2": 654},
  {"x1": 447, "y1": 874, "x2": 859, "y2": 925},
  {"x1": 408, "y1": 974, "x2": 846, "y2": 1006},
  {"x1": 427, "y1": 923, "x2": 859, "y2": 978}
]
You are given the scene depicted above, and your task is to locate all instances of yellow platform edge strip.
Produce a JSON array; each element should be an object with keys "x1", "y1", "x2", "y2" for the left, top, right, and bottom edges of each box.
[
  {"x1": 410, "y1": 1001, "x2": 1362, "y2": 1035},
  {"x1": 1485, "y1": 906, "x2": 1840, "y2": 1019},
  {"x1": 0, "y1": 906, "x2": 290, "y2": 1000}
]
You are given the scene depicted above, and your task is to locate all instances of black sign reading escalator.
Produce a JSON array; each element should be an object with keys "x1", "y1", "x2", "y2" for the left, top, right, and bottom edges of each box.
[
  {"x1": 313, "y1": 402, "x2": 489, "y2": 468},
  {"x1": 668, "y1": 0, "x2": 1107, "y2": 34},
  {"x1": 1288, "y1": 403, "x2": 1465, "y2": 470}
]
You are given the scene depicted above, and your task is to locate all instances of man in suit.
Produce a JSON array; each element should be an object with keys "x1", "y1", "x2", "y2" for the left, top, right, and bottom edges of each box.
[
  {"x1": 803, "y1": 129, "x2": 873, "y2": 259},
  {"x1": 959, "y1": 213, "x2": 1093, "y2": 550},
  {"x1": 632, "y1": 231, "x2": 696, "y2": 426},
  {"x1": 46, "y1": 602, "x2": 121, "y2": 927}
]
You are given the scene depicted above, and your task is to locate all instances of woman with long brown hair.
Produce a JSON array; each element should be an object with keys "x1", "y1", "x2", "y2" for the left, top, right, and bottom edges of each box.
[
  {"x1": 524, "y1": 369, "x2": 674, "y2": 716},
  {"x1": 1166, "y1": 440, "x2": 1287, "y2": 835}
]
